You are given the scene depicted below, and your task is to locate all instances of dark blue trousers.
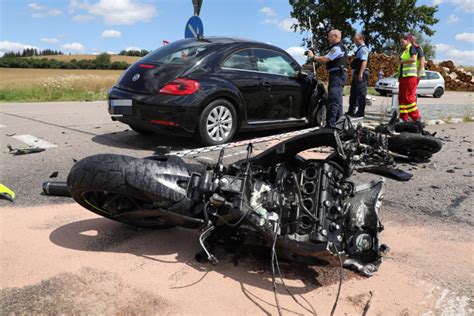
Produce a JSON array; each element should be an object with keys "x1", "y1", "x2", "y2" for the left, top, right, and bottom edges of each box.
[
  {"x1": 348, "y1": 71, "x2": 367, "y2": 115},
  {"x1": 327, "y1": 70, "x2": 347, "y2": 127}
]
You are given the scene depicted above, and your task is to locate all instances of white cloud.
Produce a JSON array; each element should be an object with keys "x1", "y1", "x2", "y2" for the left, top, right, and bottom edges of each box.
[
  {"x1": 72, "y1": 14, "x2": 95, "y2": 22},
  {"x1": 447, "y1": 14, "x2": 459, "y2": 24},
  {"x1": 125, "y1": 46, "x2": 141, "y2": 51},
  {"x1": 455, "y1": 32, "x2": 474, "y2": 43},
  {"x1": 73, "y1": 0, "x2": 158, "y2": 25},
  {"x1": 28, "y1": 3, "x2": 62, "y2": 18},
  {"x1": 435, "y1": 43, "x2": 474, "y2": 65},
  {"x1": 286, "y1": 46, "x2": 306, "y2": 63},
  {"x1": 48, "y1": 9, "x2": 62, "y2": 16},
  {"x1": 0, "y1": 41, "x2": 39, "y2": 56},
  {"x1": 62, "y1": 42, "x2": 85, "y2": 51},
  {"x1": 263, "y1": 17, "x2": 298, "y2": 32},
  {"x1": 260, "y1": 7, "x2": 276, "y2": 17},
  {"x1": 433, "y1": 0, "x2": 474, "y2": 12},
  {"x1": 28, "y1": 3, "x2": 43, "y2": 10},
  {"x1": 40, "y1": 37, "x2": 60, "y2": 44},
  {"x1": 101, "y1": 29, "x2": 122, "y2": 38},
  {"x1": 278, "y1": 18, "x2": 298, "y2": 32}
]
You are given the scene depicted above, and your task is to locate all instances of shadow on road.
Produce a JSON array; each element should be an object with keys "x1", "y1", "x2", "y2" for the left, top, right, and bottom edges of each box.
[
  {"x1": 91, "y1": 127, "x2": 305, "y2": 152},
  {"x1": 49, "y1": 217, "x2": 350, "y2": 305}
]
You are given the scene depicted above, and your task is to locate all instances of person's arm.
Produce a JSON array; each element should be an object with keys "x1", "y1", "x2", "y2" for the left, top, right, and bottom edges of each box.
[
  {"x1": 418, "y1": 56, "x2": 426, "y2": 76},
  {"x1": 307, "y1": 50, "x2": 330, "y2": 64},
  {"x1": 358, "y1": 60, "x2": 367, "y2": 81}
]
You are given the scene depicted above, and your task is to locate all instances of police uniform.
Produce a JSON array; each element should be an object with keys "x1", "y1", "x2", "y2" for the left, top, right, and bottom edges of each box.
[
  {"x1": 348, "y1": 43, "x2": 369, "y2": 116},
  {"x1": 317, "y1": 42, "x2": 348, "y2": 127}
]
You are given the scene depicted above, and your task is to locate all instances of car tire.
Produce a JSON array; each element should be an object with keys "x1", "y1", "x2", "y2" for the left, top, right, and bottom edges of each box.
[
  {"x1": 379, "y1": 91, "x2": 388, "y2": 97},
  {"x1": 197, "y1": 99, "x2": 238, "y2": 146},
  {"x1": 433, "y1": 87, "x2": 444, "y2": 98},
  {"x1": 129, "y1": 124, "x2": 154, "y2": 135}
]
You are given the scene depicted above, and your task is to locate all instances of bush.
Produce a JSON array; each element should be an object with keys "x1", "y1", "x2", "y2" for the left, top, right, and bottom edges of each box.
[{"x1": 0, "y1": 57, "x2": 130, "y2": 70}]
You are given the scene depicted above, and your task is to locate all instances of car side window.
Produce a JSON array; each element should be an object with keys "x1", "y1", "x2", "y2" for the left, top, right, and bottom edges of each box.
[
  {"x1": 222, "y1": 50, "x2": 256, "y2": 71},
  {"x1": 427, "y1": 72, "x2": 439, "y2": 80},
  {"x1": 253, "y1": 49, "x2": 298, "y2": 76}
]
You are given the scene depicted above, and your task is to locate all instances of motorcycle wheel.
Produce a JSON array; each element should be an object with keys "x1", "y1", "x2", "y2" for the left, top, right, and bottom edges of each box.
[
  {"x1": 67, "y1": 154, "x2": 174, "y2": 228},
  {"x1": 388, "y1": 133, "x2": 442, "y2": 162}
]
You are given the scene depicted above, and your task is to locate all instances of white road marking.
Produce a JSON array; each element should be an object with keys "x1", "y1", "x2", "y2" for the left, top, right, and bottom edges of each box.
[{"x1": 13, "y1": 134, "x2": 57, "y2": 149}]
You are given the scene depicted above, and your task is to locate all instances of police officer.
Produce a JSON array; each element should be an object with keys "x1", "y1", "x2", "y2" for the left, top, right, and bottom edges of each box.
[
  {"x1": 347, "y1": 33, "x2": 369, "y2": 117},
  {"x1": 307, "y1": 29, "x2": 348, "y2": 128}
]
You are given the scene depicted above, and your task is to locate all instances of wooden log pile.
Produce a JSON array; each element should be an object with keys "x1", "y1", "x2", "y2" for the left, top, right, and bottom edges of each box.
[
  {"x1": 303, "y1": 53, "x2": 474, "y2": 92},
  {"x1": 303, "y1": 53, "x2": 398, "y2": 86},
  {"x1": 427, "y1": 60, "x2": 474, "y2": 91}
]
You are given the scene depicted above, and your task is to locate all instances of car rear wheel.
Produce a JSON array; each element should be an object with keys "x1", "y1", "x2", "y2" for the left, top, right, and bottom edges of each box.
[
  {"x1": 433, "y1": 87, "x2": 444, "y2": 98},
  {"x1": 197, "y1": 99, "x2": 237, "y2": 146}
]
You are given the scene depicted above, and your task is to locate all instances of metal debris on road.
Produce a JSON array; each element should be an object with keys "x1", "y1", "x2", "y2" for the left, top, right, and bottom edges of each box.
[
  {"x1": 42, "y1": 181, "x2": 71, "y2": 197},
  {"x1": 7, "y1": 144, "x2": 45, "y2": 156}
]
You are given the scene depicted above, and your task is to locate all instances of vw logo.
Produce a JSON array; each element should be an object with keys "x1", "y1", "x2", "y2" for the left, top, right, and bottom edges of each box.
[{"x1": 132, "y1": 73, "x2": 140, "y2": 82}]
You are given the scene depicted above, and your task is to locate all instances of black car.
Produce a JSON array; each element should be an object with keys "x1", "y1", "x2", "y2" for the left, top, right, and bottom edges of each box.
[{"x1": 108, "y1": 37, "x2": 327, "y2": 145}]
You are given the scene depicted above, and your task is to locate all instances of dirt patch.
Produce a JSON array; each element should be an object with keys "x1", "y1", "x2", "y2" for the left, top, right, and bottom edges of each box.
[{"x1": 0, "y1": 267, "x2": 175, "y2": 315}]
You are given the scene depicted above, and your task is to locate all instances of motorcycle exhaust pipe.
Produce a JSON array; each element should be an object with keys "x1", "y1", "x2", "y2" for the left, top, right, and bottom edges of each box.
[{"x1": 42, "y1": 181, "x2": 71, "y2": 197}]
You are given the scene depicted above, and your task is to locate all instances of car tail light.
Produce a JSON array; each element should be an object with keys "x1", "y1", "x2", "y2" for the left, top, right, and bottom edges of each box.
[
  {"x1": 139, "y1": 63, "x2": 155, "y2": 69},
  {"x1": 159, "y1": 78, "x2": 200, "y2": 96},
  {"x1": 150, "y1": 119, "x2": 179, "y2": 126}
]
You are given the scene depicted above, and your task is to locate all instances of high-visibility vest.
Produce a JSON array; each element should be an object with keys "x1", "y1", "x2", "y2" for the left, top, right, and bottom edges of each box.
[{"x1": 399, "y1": 44, "x2": 417, "y2": 78}]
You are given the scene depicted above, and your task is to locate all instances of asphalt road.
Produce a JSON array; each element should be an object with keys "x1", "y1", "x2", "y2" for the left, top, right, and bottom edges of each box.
[
  {"x1": 0, "y1": 101, "x2": 308, "y2": 207},
  {"x1": 0, "y1": 100, "x2": 472, "y2": 315}
]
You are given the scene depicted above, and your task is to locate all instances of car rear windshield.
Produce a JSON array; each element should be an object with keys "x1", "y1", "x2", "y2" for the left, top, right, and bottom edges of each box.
[{"x1": 141, "y1": 40, "x2": 212, "y2": 65}]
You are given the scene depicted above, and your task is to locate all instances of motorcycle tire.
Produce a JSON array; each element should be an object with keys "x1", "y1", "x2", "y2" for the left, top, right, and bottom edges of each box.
[
  {"x1": 388, "y1": 133, "x2": 442, "y2": 162},
  {"x1": 67, "y1": 154, "x2": 174, "y2": 228}
]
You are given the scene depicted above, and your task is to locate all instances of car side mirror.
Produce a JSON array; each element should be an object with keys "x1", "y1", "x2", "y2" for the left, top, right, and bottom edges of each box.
[{"x1": 293, "y1": 70, "x2": 308, "y2": 79}]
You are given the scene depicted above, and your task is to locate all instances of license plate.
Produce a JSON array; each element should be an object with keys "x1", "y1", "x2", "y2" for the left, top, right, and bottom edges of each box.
[{"x1": 109, "y1": 99, "x2": 133, "y2": 116}]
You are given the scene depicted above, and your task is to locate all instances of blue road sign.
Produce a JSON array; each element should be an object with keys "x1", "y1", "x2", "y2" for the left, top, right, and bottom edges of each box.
[{"x1": 185, "y1": 16, "x2": 204, "y2": 39}]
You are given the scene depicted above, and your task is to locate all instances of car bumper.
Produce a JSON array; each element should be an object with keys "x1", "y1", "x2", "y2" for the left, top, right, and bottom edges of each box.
[
  {"x1": 108, "y1": 86, "x2": 200, "y2": 135},
  {"x1": 375, "y1": 85, "x2": 398, "y2": 94}
]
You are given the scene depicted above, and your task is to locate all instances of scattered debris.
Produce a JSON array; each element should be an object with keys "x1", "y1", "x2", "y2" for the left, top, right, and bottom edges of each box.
[
  {"x1": 468, "y1": 148, "x2": 473, "y2": 152},
  {"x1": 49, "y1": 171, "x2": 59, "y2": 178},
  {"x1": 72, "y1": 158, "x2": 78, "y2": 163},
  {"x1": 362, "y1": 291, "x2": 374, "y2": 316},
  {"x1": 446, "y1": 169, "x2": 455, "y2": 173},
  {"x1": 5, "y1": 133, "x2": 16, "y2": 137},
  {"x1": 430, "y1": 185, "x2": 440, "y2": 189},
  {"x1": 0, "y1": 184, "x2": 15, "y2": 202},
  {"x1": 7, "y1": 144, "x2": 45, "y2": 156}
]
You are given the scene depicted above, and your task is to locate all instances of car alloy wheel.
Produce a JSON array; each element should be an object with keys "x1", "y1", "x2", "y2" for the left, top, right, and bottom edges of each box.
[{"x1": 206, "y1": 105, "x2": 233, "y2": 142}]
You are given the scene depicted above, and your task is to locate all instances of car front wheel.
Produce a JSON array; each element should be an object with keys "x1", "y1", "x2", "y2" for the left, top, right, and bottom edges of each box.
[{"x1": 197, "y1": 99, "x2": 238, "y2": 146}]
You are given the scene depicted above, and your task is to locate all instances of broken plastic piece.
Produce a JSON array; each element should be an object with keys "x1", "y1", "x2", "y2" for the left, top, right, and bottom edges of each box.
[
  {"x1": 0, "y1": 184, "x2": 15, "y2": 202},
  {"x1": 359, "y1": 166, "x2": 413, "y2": 181},
  {"x1": 49, "y1": 171, "x2": 59, "y2": 178}
]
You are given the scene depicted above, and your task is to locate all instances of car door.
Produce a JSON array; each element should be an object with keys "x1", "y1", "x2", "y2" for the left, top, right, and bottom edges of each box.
[
  {"x1": 252, "y1": 48, "x2": 304, "y2": 121},
  {"x1": 217, "y1": 49, "x2": 261, "y2": 123},
  {"x1": 416, "y1": 73, "x2": 431, "y2": 95}
]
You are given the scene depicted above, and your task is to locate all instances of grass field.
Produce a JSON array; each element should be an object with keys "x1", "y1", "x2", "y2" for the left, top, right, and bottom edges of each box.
[
  {"x1": 31, "y1": 54, "x2": 141, "y2": 64},
  {"x1": 0, "y1": 68, "x2": 123, "y2": 102}
]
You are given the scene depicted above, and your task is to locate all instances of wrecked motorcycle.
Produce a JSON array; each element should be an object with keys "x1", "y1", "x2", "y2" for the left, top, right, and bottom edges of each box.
[{"x1": 67, "y1": 118, "x2": 443, "y2": 279}]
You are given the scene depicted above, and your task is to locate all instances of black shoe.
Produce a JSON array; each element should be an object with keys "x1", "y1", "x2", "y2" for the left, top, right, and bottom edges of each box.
[
  {"x1": 345, "y1": 111, "x2": 357, "y2": 117},
  {"x1": 352, "y1": 113, "x2": 364, "y2": 118}
]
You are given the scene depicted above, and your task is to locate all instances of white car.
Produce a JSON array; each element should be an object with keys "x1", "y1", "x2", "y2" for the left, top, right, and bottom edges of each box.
[{"x1": 375, "y1": 70, "x2": 445, "y2": 98}]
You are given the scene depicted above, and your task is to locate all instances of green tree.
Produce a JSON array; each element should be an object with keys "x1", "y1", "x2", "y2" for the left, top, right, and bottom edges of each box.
[
  {"x1": 290, "y1": 0, "x2": 439, "y2": 55},
  {"x1": 290, "y1": 0, "x2": 357, "y2": 54},
  {"x1": 95, "y1": 52, "x2": 111, "y2": 64}
]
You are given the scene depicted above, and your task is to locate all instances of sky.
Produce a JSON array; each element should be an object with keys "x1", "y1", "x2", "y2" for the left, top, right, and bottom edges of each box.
[{"x1": 0, "y1": 0, "x2": 473, "y2": 65}]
